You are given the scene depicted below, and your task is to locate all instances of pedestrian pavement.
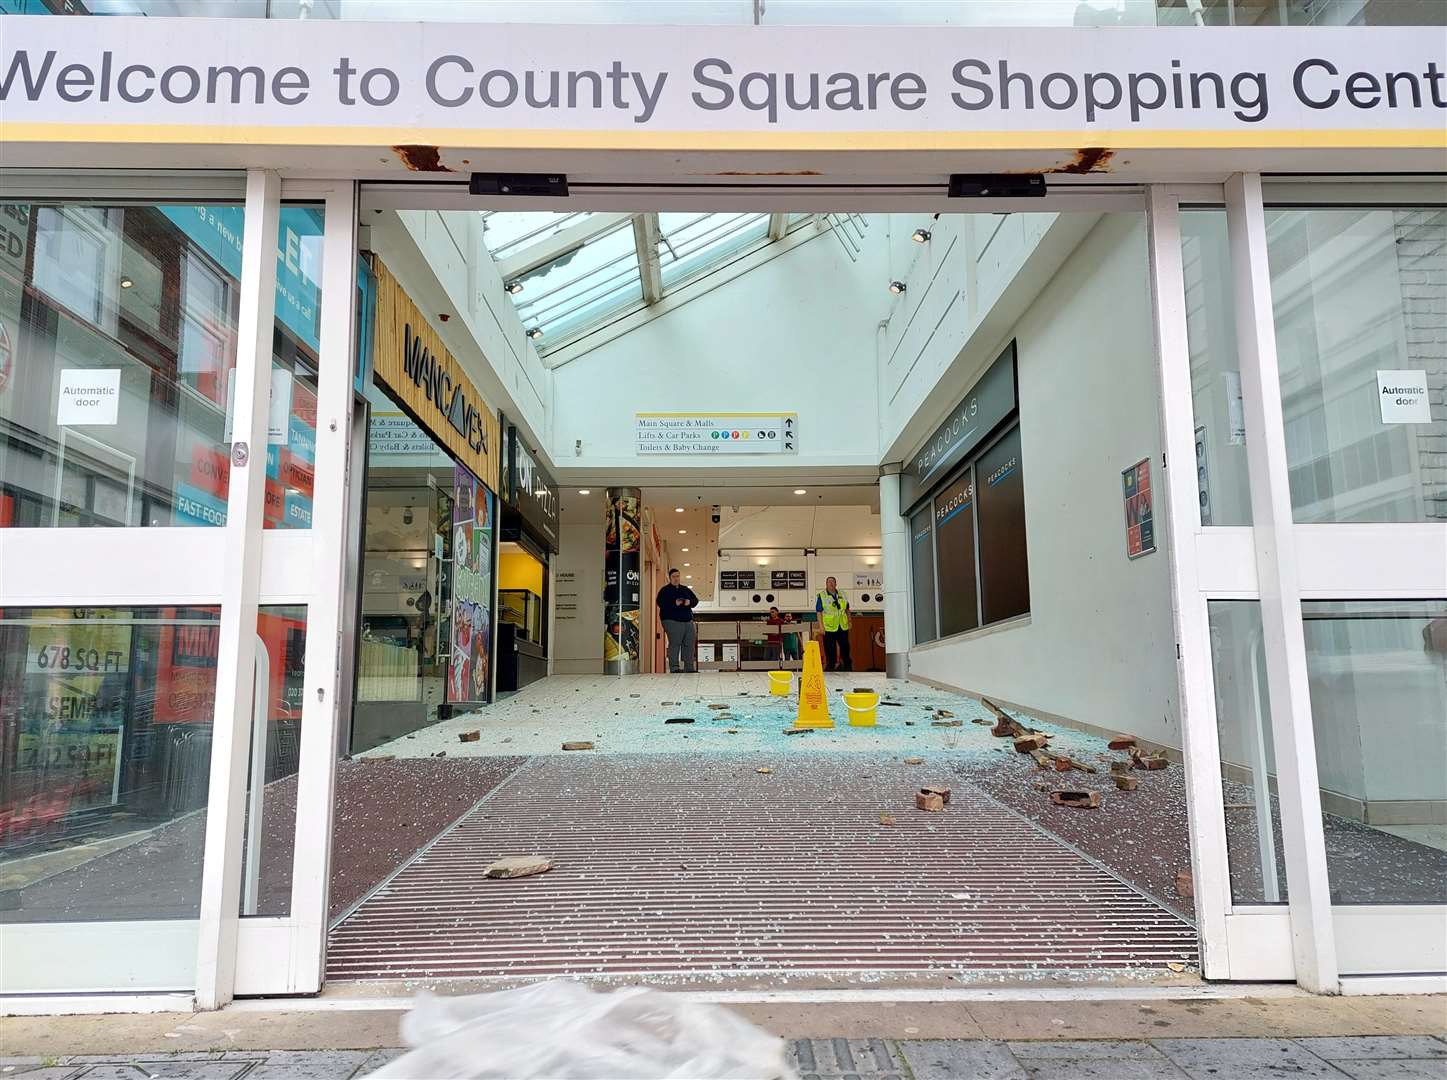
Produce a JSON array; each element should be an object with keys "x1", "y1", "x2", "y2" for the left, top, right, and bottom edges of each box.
[{"x1": 4, "y1": 1035, "x2": 1446, "y2": 1079}]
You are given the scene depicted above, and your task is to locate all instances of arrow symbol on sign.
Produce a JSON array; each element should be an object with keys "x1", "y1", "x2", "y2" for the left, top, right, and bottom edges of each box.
[
  {"x1": 784, "y1": 417, "x2": 795, "y2": 428},
  {"x1": 785, "y1": 441, "x2": 794, "y2": 451}
]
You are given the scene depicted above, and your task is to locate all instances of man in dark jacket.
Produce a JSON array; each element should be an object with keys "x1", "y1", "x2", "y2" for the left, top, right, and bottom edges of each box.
[{"x1": 656, "y1": 568, "x2": 698, "y2": 673}]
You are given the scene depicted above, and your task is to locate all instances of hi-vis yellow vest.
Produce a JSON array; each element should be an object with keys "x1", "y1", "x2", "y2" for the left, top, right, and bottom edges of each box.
[{"x1": 818, "y1": 590, "x2": 851, "y2": 632}]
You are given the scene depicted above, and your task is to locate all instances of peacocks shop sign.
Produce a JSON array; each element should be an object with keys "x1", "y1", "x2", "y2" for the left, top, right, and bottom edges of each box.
[
  {"x1": 1, "y1": 17, "x2": 1443, "y2": 154},
  {"x1": 900, "y1": 342, "x2": 1018, "y2": 515}
]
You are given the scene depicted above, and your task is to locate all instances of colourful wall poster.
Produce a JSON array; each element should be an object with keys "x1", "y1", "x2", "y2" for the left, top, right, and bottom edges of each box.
[
  {"x1": 1122, "y1": 457, "x2": 1156, "y2": 559},
  {"x1": 603, "y1": 489, "x2": 641, "y2": 673},
  {"x1": 449, "y1": 465, "x2": 495, "y2": 704}
]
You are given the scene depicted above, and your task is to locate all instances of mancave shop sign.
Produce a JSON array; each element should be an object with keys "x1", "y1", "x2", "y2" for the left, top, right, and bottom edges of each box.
[{"x1": 401, "y1": 322, "x2": 486, "y2": 458}]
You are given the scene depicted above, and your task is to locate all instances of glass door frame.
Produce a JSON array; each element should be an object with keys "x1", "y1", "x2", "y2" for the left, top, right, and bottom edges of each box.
[
  {"x1": 0, "y1": 172, "x2": 358, "y2": 1007},
  {"x1": 1147, "y1": 177, "x2": 1447, "y2": 995}
]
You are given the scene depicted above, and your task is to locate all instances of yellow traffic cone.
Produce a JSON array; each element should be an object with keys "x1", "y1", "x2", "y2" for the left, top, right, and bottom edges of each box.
[{"x1": 794, "y1": 638, "x2": 833, "y2": 729}]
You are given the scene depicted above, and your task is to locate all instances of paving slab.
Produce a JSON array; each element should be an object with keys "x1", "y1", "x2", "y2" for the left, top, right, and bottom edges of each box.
[
  {"x1": 789, "y1": 1038, "x2": 905, "y2": 1079},
  {"x1": 1296, "y1": 1036, "x2": 1447, "y2": 1061},
  {"x1": 896, "y1": 1040, "x2": 1026, "y2": 1079},
  {"x1": 55, "y1": 1065, "x2": 252, "y2": 1080},
  {"x1": 1020, "y1": 1061, "x2": 1190, "y2": 1080},
  {"x1": 1152, "y1": 1038, "x2": 1350, "y2": 1080},
  {"x1": 1007, "y1": 1039, "x2": 1171, "y2": 1059},
  {"x1": 1332, "y1": 1061, "x2": 1447, "y2": 1080}
]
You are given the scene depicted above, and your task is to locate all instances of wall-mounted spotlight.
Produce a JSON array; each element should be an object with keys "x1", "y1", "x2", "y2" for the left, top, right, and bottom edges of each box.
[
  {"x1": 911, "y1": 228, "x2": 932, "y2": 243},
  {"x1": 119, "y1": 277, "x2": 134, "y2": 289},
  {"x1": 526, "y1": 327, "x2": 544, "y2": 340},
  {"x1": 505, "y1": 280, "x2": 524, "y2": 295},
  {"x1": 888, "y1": 281, "x2": 907, "y2": 295}
]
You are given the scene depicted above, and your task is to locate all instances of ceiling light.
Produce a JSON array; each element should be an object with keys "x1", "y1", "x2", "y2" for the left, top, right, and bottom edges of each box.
[
  {"x1": 577, "y1": 489, "x2": 591, "y2": 495},
  {"x1": 888, "y1": 281, "x2": 907, "y2": 295},
  {"x1": 685, "y1": 574, "x2": 693, "y2": 579},
  {"x1": 793, "y1": 488, "x2": 807, "y2": 495},
  {"x1": 758, "y1": 559, "x2": 769, "y2": 566},
  {"x1": 505, "y1": 280, "x2": 524, "y2": 295},
  {"x1": 678, "y1": 529, "x2": 687, "y2": 534},
  {"x1": 119, "y1": 277, "x2": 134, "y2": 289},
  {"x1": 674, "y1": 506, "x2": 684, "y2": 513},
  {"x1": 681, "y1": 547, "x2": 689, "y2": 552},
  {"x1": 683, "y1": 562, "x2": 691, "y2": 567},
  {"x1": 911, "y1": 228, "x2": 932, "y2": 243},
  {"x1": 526, "y1": 327, "x2": 543, "y2": 340}
]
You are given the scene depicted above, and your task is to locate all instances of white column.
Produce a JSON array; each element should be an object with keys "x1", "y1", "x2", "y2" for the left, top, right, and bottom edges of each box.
[
  {"x1": 1225, "y1": 172, "x2": 1339, "y2": 994},
  {"x1": 195, "y1": 169, "x2": 281, "y2": 1010},
  {"x1": 1144, "y1": 187, "x2": 1235, "y2": 980},
  {"x1": 878, "y1": 470, "x2": 910, "y2": 679},
  {"x1": 288, "y1": 181, "x2": 360, "y2": 994}
]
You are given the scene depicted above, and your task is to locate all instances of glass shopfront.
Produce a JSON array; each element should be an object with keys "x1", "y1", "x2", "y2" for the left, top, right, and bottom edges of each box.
[
  {"x1": 496, "y1": 419, "x2": 558, "y2": 692},
  {"x1": 349, "y1": 259, "x2": 501, "y2": 753},
  {"x1": 904, "y1": 342, "x2": 1030, "y2": 645},
  {"x1": 0, "y1": 201, "x2": 322, "y2": 531}
]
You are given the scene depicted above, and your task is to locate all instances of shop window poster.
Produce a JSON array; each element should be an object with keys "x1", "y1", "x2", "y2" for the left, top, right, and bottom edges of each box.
[{"x1": 450, "y1": 465, "x2": 494, "y2": 704}]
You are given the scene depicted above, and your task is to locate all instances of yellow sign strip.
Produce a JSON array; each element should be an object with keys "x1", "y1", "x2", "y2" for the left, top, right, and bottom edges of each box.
[{"x1": 2, "y1": 121, "x2": 1445, "y2": 151}]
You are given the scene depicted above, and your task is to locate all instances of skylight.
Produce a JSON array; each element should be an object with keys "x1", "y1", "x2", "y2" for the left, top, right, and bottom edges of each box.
[{"x1": 483, "y1": 211, "x2": 813, "y2": 355}]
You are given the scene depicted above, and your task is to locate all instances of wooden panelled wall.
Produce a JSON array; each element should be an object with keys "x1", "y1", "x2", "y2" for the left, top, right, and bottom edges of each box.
[{"x1": 372, "y1": 258, "x2": 501, "y2": 490}]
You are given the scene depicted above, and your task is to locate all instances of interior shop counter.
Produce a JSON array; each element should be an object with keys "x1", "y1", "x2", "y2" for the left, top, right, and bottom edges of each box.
[{"x1": 692, "y1": 618, "x2": 806, "y2": 671}]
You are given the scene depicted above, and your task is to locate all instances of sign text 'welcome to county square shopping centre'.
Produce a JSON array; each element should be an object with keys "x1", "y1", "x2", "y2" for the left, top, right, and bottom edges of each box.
[{"x1": 0, "y1": 17, "x2": 1443, "y2": 146}]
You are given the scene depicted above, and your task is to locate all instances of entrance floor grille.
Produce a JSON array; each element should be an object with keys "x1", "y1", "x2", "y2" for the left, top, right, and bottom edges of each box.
[{"x1": 326, "y1": 755, "x2": 1198, "y2": 981}]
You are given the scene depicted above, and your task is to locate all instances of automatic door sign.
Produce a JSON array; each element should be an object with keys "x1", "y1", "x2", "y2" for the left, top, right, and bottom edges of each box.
[{"x1": 636, "y1": 413, "x2": 798, "y2": 454}]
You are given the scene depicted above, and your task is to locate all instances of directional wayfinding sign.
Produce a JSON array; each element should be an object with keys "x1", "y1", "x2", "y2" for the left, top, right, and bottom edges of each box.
[{"x1": 636, "y1": 413, "x2": 798, "y2": 454}]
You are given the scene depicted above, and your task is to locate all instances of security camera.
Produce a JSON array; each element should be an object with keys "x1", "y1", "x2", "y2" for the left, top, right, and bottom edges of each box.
[{"x1": 711, "y1": 505, "x2": 721, "y2": 524}]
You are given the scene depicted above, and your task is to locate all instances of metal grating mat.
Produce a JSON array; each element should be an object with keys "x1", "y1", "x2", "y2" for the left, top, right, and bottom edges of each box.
[{"x1": 326, "y1": 754, "x2": 1198, "y2": 981}]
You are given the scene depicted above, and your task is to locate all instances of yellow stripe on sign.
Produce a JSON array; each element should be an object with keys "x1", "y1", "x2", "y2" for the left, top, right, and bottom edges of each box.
[{"x1": 1, "y1": 122, "x2": 1445, "y2": 152}]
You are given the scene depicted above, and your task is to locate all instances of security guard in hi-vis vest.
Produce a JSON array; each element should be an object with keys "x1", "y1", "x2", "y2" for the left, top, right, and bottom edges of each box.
[{"x1": 815, "y1": 576, "x2": 853, "y2": 672}]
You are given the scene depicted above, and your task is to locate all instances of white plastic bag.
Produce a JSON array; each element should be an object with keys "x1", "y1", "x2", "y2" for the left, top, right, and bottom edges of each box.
[{"x1": 366, "y1": 980, "x2": 796, "y2": 1080}]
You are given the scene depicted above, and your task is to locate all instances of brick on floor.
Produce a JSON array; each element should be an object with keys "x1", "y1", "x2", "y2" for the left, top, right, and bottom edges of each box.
[
  {"x1": 789, "y1": 1038, "x2": 906, "y2": 1079},
  {"x1": 896, "y1": 1040, "x2": 1025, "y2": 1080},
  {"x1": 1151, "y1": 1038, "x2": 1350, "y2": 1080}
]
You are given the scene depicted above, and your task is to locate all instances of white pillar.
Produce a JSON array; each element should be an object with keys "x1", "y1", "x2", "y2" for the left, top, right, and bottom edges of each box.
[
  {"x1": 1225, "y1": 172, "x2": 1339, "y2": 995},
  {"x1": 288, "y1": 180, "x2": 360, "y2": 994},
  {"x1": 195, "y1": 169, "x2": 280, "y2": 1011},
  {"x1": 879, "y1": 470, "x2": 910, "y2": 679}
]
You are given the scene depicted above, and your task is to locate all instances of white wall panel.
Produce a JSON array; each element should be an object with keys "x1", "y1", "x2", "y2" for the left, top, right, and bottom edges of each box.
[
  {"x1": 549, "y1": 227, "x2": 888, "y2": 473},
  {"x1": 907, "y1": 214, "x2": 1181, "y2": 749}
]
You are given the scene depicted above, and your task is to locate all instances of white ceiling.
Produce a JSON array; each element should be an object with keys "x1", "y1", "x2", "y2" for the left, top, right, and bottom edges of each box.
[{"x1": 716, "y1": 505, "x2": 881, "y2": 551}]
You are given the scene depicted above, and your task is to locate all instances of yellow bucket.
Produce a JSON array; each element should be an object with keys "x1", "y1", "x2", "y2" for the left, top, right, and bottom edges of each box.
[
  {"x1": 844, "y1": 691, "x2": 879, "y2": 727},
  {"x1": 768, "y1": 671, "x2": 792, "y2": 696}
]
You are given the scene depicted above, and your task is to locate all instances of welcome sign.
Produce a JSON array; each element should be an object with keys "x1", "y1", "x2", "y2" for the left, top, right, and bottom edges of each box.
[{"x1": 1, "y1": 17, "x2": 1443, "y2": 151}]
